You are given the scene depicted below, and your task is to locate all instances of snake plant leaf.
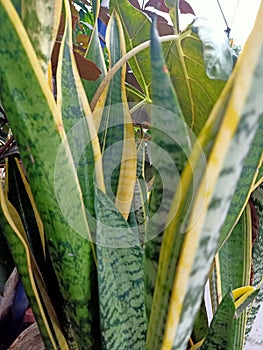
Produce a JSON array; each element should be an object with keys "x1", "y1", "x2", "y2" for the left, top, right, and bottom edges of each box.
[
  {"x1": 6, "y1": 157, "x2": 46, "y2": 276},
  {"x1": 95, "y1": 188, "x2": 147, "y2": 349},
  {"x1": 110, "y1": 0, "x2": 151, "y2": 97},
  {"x1": 0, "y1": 182, "x2": 66, "y2": 350},
  {"x1": 165, "y1": 17, "x2": 232, "y2": 135},
  {"x1": 200, "y1": 290, "x2": 236, "y2": 350},
  {"x1": 253, "y1": 156, "x2": 263, "y2": 190},
  {"x1": 0, "y1": 1, "x2": 99, "y2": 347},
  {"x1": 246, "y1": 183, "x2": 263, "y2": 341},
  {"x1": 21, "y1": 0, "x2": 63, "y2": 74},
  {"x1": 191, "y1": 297, "x2": 209, "y2": 344},
  {"x1": 148, "y1": 3, "x2": 263, "y2": 348},
  {"x1": 94, "y1": 11, "x2": 137, "y2": 220},
  {"x1": 219, "y1": 204, "x2": 252, "y2": 297},
  {"x1": 144, "y1": 18, "x2": 191, "y2": 319},
  {"x1": 201, "y1": 290, "x2": 235, "y2": 350},
  {"x1": 218, "y1": 122, "x2": 263, "y2": 249},
  {"x1": 83, "y1": 0, "x2": 107, "y2": 102},
  {"x1": 56, "y1": 0, "x2": 104, "y2": 233},
  {"x1": 217, "y1": 203, "x2": 252, "y2": 349}
]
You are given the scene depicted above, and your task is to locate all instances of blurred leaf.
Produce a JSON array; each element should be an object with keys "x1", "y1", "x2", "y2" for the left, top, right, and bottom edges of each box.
[
  {"x1": 145, "y1": 0, "x2": 169, "y2": 12},
  {"x1": 191, "y1": 297, "x2": 209, "y2": 344},
  {"x1": 246, "y1": 183, "x2": 263, "y2": 340},
  {"x1": 8, "y1": 322, "x2": 45, "y2": 350},
  {"x1": 0, "y1": 230, "x2": 14, "y2": 295},
  {"x1": 179, "y1": 0, "x2": 195, "y2": 15},
  {"x1": 95, "y1": 188, "x2": 147, "y2": 349}
]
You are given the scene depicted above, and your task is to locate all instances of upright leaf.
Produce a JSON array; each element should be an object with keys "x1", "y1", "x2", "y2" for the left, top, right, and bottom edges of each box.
[
  {"x1": 94, "y1": 11, "x2": 137, "y2": 220},
  {"x1": 21, "y1": 0, "x2": 63, "y2": 74},
  {"x1": 110, "y1": 0, "x2": 152, "y2": 97},
  {"x1": 83, "y1": 0, "x2": 107, "y2": 101},
  {"x1": 0, "y1": 1, "x2": 98, "y2": 347},
  {"x1": 200, "y1": 290, "x2": 236, "y2": 350},
  {"x1": 218, "y1": 204, "x2": 252, "y2": 349},
  {"x1": 95, "y1": 188, "x2": 147, "y2": 350},
  {"x1": 246, "y1": 183, "x2": 263, "y2": 342},
  {"x1": 144, "y1": 18, "x2": 191, "y2": 319},
  {"x1": 147, "y1": 2, "x2": 263, "y2": 348}
]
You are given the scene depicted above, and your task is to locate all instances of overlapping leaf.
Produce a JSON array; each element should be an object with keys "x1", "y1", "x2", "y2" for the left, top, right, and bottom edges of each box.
[
  {"x1": 147, "y1": 3, "x2": 263, "y2": 348},
  {"x1": 94, "y1": 11, "x2": 137, "y2": 220},
  {"x1": 0, "y1": 1, "x2": 99, "y2": 347}
]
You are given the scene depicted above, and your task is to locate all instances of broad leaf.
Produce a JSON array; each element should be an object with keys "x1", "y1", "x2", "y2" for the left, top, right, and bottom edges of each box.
[{"x1": 165, "y1": 17, "x2": 233, "y2": 135}]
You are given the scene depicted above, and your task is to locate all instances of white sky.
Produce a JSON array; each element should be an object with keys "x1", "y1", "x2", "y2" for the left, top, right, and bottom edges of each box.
[{"x1": 179, "y1": 0, "x2": 261, "y2": 46}]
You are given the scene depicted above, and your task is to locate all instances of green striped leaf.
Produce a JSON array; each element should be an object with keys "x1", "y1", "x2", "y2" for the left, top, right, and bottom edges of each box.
[
  {"x1": 56, "y1": 0, "x2": 102, "y2": 233},
  {"x1": 200, "y1": 290, "x2": 236, "y2": 350},
  {"x1": 144, "y1": 18, "x2": 191, "y2": 319},
  {"x1": 218, "y1": 122, "x2": 263, "y2": 248},
  {"x1": 0, "y1": 1, "x2": 97, "y2": 347},
  {"x1": 95, "y1": 188, "x2": 147, "y2": 349},
  {"x1": 148, "y1": 3, "x2": 263, "y2": 348},
  {"x1": 218, "y1": 204, "x2": 252, "y2": 349},
  {"x1": 0, "y1": 161, "x2": 70, "y2": 350}
]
